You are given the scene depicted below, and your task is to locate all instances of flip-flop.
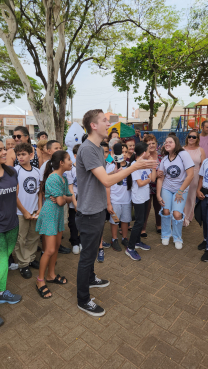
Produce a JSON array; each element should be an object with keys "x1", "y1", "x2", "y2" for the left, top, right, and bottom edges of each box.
[{"x1": 46, "y1": 274, "x2": 68, "y2": 285}]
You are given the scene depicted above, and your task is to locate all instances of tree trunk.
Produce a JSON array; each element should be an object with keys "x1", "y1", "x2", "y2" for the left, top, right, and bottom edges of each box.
[
  {"x1": 0, "y1": 1, "x2": 64, "y2": 141},
  {"x1": 148, "y1": 85, "x2": 154, "y2": 131},
  {"x1": 54, "y1": 82, "x2": 67, "y2": 144}
]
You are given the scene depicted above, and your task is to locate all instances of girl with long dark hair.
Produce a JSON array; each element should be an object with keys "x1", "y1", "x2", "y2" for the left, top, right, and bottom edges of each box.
[
  {"x1": 35, "y1": 150, "x2": 72, "y2": 298},
  {"x1": 0, "y1": 140, "x2": 22, "y2": 322},
  {"x1": 157, "y1": 135, "x2": 194, "y2": 250},
  {"x1": 125, "y1": 142, "x2": 156, "y2": 261},
  {"x1": 6, "y1": 126, "x2": 42, "y2": 168}
]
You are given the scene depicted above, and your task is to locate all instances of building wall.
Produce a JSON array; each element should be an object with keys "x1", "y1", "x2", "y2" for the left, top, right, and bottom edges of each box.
[
  {"x1": 0, "y1": 115, "x2": 26, "y2": 136},
  {"x1": 135, "y1": 105, "x2": 184, "y2": 130}
]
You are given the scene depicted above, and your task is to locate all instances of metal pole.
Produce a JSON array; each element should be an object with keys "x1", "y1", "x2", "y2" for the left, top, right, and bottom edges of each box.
[{"x1": 126, "y1": 90, "x2": 129, "y2": 124}]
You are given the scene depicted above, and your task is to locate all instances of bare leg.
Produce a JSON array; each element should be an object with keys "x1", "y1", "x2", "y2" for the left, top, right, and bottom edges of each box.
[
  {"x1": 121, "y1": 222, "x2": 128, "y2": 238},
  {"x1": 36, "y1": 234, "x2": 57, "y2": 297},
  {"x1": 111, "y1": 224, "x2": 118, "y2": 239},
  {"x1": 42, "y1": 235, "x2": 46, "y2": 252},
  {"x1": 99, "y1": 236, "x2": 103, "y2": 249},
  {"x1": 46, "y1": 232, "x2": 66, "y2": 283}
]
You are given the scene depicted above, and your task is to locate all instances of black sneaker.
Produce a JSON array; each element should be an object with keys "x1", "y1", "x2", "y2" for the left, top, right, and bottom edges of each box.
[
  {"x1": 78, "y1": 298, "x2": 105, "y2": 317},
  {"x1": 0, "y1": 290, "x2": 22, "y2": 304},
  {"x1": 58, "y1": 245, "x2": 71, "y2": 254},
  {"x1": 141, "y1": 233, "x2": 147, "y2": 238},
  {"x1": 29, "y1": 260, "x2": 39, "y2": 269},
  {"x1": 198, "y1": 240, "x2": 206, "y2": 250},
  {"x1": 89, "y1": 275, "x2": 110, "y2": 288},
  {"x1": 0, "y1": 317, "x2": 4, "y2": 326},
  {"x1": 111, "y1": 239, "x2": 122, "y2": 252},
  {"x1": 121, "y1": 238, "x2": 129, "y2": 249},
  {"x1": 19, "y1": 266, "x2": 32, "y2": 279},
  {"x1": 201, "y1": 250, "x2": 208, "y2": 262}
]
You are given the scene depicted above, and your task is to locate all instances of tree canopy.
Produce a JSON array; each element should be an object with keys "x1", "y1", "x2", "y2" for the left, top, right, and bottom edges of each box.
[{"x1": 0, "y1": 0, "x2": 179, "y2": 140}]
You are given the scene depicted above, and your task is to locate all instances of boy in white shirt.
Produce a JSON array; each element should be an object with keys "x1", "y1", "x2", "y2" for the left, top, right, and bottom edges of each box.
[
  {"x1": 14, "y1": 143, "x2": 42, "y2": 279},
  {"x1": 107, "y1": 142, "x2": 132, "y2": 251},
  {"x1": 66, "y1": 144, "x2": 81, "y2": 254}
]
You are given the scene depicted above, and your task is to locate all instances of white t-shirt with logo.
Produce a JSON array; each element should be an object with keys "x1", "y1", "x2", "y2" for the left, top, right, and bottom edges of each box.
[
  {"x1": 199, "y1": 158, "x2": 208, "y2": 192},
  {"x1": 106, "y1": 163, "x2": 131, "y2": 204},
  {"x1": 15, "y1": 165, "x2": 40, "y2": 216},
  {"x1": 131, "y1": 161, "x2": 151, "y2": 204},
  {"x1": 159, "y1": 151, "x2": 194, "y2": 193},
  {"x1": 66, "y1": 165, "x2": 77, "y2": 209}
]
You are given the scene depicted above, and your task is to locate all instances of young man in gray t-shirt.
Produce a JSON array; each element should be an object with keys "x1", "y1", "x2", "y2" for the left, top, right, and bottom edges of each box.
[{"x1": 76, "y1": 109, "x2": 157, "y2": 317}]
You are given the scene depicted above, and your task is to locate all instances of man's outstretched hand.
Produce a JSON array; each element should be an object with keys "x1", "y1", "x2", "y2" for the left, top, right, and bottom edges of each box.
[{"x1": 133, "y1": 153, "x2": 157, "y2": 170}]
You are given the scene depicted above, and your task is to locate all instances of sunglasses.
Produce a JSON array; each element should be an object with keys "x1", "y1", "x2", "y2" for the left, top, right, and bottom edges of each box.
[
  {"x1": 188, "y1": 135, "x2": 197, "y2": 139},
  {"x1": 12, "y1": 134, "x2": 26, "y2": 139}
]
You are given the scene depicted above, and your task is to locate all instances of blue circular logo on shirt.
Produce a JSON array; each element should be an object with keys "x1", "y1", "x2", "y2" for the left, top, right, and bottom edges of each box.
[
  {"x1": 204, "y1": 169, "x2": 208, "y2": 183},
  {"x1": 167, "y1": 165, "x2": 181, "y2": 178},
  {"x1": 23, "y1": 177, "x2": 37, "y2": 194}
]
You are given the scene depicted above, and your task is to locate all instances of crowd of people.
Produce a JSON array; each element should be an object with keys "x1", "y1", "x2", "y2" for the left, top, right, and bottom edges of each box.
[{"x1": 1, "y1": 113, "x2": 208, "y2": 325}]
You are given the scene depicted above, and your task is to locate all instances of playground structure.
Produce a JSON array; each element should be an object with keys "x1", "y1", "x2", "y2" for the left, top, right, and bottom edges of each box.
[{"x1": 177, "y1": 98, "x2": 208, "y2": 131}]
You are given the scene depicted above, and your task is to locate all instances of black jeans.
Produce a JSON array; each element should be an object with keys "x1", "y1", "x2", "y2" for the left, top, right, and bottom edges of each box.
[
  {"x1": 68, "y1": 208, "x2": 80, "y2": 246},
  {"x1": 201, "y1": 197, "x2": 208, "y2": 250},
  {"x1": 75, "y1": 209, "x2": 106, "y2": 304},
  {"x1": 128, "y1": 201, "x2": 149, "y2": 249}
]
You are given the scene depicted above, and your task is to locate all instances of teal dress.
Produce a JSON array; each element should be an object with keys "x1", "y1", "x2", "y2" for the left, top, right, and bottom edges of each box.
[{"x1": 36, "y1": 173, "x2": 72, "y2": 236}]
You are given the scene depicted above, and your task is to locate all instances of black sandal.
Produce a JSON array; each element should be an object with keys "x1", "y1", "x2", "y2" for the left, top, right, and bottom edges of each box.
[
  {"x1": 46, "y1": 274, "x2": 68, "y2": 285},
  {"x1": 36, "y1": 284, "x2": 52, "y2": 299}
]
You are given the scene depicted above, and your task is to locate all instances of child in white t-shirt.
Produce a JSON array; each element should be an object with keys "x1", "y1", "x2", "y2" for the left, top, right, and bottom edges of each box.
[
  {"x1": 197, "y1": 158, "x2": 208, "y2": 262},
  {"x1": 14, "y1": 143, "x2": 42, "y2": 279},
  {"x1": 125, "y1": 142, "x2": 156, "y2": 261},
  {"x1": 107, "y1": 143, "x2": 131, "y2": 251},
  {"x1": 66, "y1": 144, "x2": 81, "y2": 255}
]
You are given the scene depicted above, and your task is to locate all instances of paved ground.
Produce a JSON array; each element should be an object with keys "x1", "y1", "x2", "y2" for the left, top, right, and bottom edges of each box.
[{"x1": 1, "y1": 211, "x2": 208, "y2": 369}]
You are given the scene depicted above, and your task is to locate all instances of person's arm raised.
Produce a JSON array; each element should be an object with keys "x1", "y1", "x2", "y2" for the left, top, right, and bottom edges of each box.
[{"x1": 91, "y1": 154, "x2": 157, "y2": 188}]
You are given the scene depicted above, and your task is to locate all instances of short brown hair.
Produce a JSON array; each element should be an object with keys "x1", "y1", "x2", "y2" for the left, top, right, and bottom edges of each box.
[
  {"x1": 82, "y1": 109, "x2": 103, "y2": 134},
  {"x1": 185, "y1": 130, "x2": 200, "y2": 147},
  {"x1": 202, "y1": 120, "x2": 208, "y2": 128},
  {"x1": 14, "y1": 142, "x2": 33, "y2": 155},
  {"x1": 144, "y1": 134, "x2": 157, "y2": 143},
  {"x1": 73, "y1": 144, "x2": 81, "y2": 155},
  {"x1": 108, "y1": 130, "x2": 119, "y2": 141},
  {"x1": 37, "y1": 139, "x2": 48, "y2": 151}
]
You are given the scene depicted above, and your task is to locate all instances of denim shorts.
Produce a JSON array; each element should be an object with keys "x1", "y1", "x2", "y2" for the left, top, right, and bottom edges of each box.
[
  {"x1": 110, "y1": 203, "x2": 132, "y2": 224},
  {"x1": 161, "y1": 188, "x2": 188, "y2": 214}
]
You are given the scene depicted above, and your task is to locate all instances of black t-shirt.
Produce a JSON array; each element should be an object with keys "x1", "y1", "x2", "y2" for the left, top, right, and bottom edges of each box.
[{"x1": 0, "y1": 167, "x2": 19, "y2": 233}]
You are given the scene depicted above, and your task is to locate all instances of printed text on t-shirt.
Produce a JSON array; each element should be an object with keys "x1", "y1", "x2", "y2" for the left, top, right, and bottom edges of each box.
[{"x1": 0, "y1": 186, "x2": 17, "y2": 195}]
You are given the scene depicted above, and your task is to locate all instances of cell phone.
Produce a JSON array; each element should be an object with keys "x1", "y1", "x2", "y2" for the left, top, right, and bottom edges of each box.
[{"x1": 32, "y1": 211, "x2": 39, "y2": 219}]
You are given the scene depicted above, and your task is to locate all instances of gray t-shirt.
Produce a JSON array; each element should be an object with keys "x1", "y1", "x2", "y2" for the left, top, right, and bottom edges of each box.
[{"x1": 76, "y1": 139, "x2": 107, "y2": 214}]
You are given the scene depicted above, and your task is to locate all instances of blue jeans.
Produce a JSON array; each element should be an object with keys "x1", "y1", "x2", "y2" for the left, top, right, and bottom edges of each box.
[
  {"x1": 201, "y1": 197, "x2": 208, "y2": 250},
  {"x1": 159, "y1": 188, "x2": 188, "y2": 243}
]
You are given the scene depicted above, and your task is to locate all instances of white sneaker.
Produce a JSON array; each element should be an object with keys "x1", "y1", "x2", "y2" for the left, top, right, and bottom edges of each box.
[
  {"x1": 79, "y1": 244, "x2": 82, "y2": 252},
  {"x1": 175, "y1": 242, "x2": 183, "y2": 250},
  {"x1": 72, "y1": 245, "x2": 80, "y2": 254},
  {"x1": 162, "y1": 239, "x2": 169, "y2": 246},
  {"x1": 8, "y1": 263, "x2": 19, "y2": 271}
]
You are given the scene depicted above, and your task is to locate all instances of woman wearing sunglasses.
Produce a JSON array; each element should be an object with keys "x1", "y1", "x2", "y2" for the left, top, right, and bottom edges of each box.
[
  {"x1": 183, "y1": 130, "x2": 206, "y2": 226},
  {"x1": 6, "y1": 126, "x2": 42, "y2": 168}
]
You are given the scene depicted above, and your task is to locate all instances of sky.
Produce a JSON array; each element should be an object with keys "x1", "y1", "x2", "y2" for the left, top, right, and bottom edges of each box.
[{"x1": 0, "y1": 0, "x2": 203, "y2": 120}]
